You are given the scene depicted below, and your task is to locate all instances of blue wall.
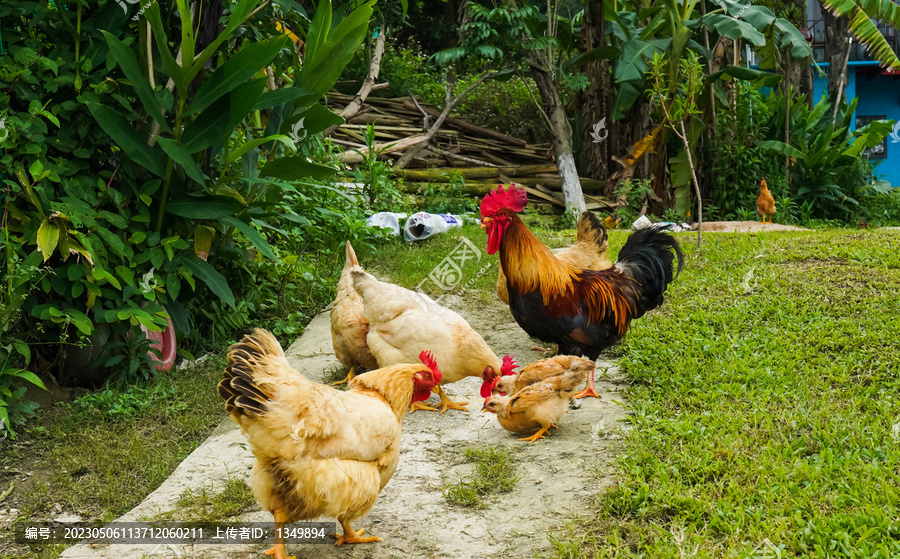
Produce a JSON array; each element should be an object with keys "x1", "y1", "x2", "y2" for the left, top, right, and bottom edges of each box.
[{"x1": 812, "y1": 62, "x2": 900, "y2": 186}]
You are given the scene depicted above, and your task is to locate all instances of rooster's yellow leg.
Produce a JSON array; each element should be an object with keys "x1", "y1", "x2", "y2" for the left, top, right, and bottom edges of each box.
[
  {"x1": 332, "y1": 365, "x2": 357, "y2": 386},
  {"x1": 531, "y1": 344, "x2": 558, "y2": 356},
  {"x1": 519, "y1": 424, "x2": 552, "y2": 443},
  {"x1": 574, "y1": 367, "x2": 601, "y2": 399},
  {"x1": 264, "y1": 509, "x2": 296, "y2": 559},
  {"x1": 437, "y1": 385, "x2": 468, "y2": 414},
  {"x1": 333, "y1": 522, "x2": 381, "y2": 546}
]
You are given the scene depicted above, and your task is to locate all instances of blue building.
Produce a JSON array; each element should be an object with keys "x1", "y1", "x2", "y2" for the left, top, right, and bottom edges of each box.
[{"x1": 807, "y1": 3, "x2": 900, "y2": 186}]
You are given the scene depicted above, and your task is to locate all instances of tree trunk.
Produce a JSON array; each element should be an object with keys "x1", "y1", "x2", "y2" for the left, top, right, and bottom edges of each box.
[
  {"x1": 578, "y1": 0, "x2": 608, "y2": 180},
  {"x1": 822, "y1": 4, "x2": 851, "y2": 102},
  {"x1": 526, "y1": 53, "x2": 585, "y2": 217}
]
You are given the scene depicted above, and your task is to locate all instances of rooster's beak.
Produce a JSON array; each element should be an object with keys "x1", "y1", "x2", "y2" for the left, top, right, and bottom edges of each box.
[{"x1": 479, "y1": 217, "x2": 492, "y2": 229}]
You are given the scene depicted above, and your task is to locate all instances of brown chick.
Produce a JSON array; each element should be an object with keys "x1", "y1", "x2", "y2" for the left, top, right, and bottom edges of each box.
[
  {"x1": 483, "y1": 355, "x2": 596, "y2": 398},
  {"x1": 482, "y1": 367, "x2": 587, "y2": 443},
  {"x1": 330, "y1": 241, "x2": 379, "y2": 385},
  {"x1": 496, "y1": 211, "x2": 611, "y2": 304},
  {"x1": 757, "y1": 180, "x2": 776, "y2": 224}
]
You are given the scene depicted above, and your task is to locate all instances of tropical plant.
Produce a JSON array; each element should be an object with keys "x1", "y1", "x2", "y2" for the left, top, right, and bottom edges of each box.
[
  {"x1": 0, "y1": 0, "x2": 374, "y2": 392},
  {"x1": 759, "y1": 96, "x2": 893, "y2": 219}
]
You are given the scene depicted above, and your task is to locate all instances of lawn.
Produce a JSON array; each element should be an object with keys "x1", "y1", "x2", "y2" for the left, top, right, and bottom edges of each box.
[{"x1": 551, "y1": 228, "x2": 900, "y2": 558}]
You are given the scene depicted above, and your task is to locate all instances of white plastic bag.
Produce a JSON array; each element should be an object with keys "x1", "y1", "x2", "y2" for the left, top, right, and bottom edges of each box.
[
  {"x1": 365, "y1": 212, "x2": 408, "y2": 236},
  {"x1": 403, "y1": 212, "x2": 463, "y2": 242}
]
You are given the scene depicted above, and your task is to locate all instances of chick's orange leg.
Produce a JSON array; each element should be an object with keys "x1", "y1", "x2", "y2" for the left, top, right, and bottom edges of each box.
[
  {"x1": 332, "y1": 365, "x2": 357, "y2": 386},
  {"x1": 519, "y1": 424, "x2": 553, "y2": 443},
  {"x1": 333, "y1": 522, "x2": 381, "y2": 546},
  {"x1": 265, "y1": 509, "x2": 296, "y2": 559},
  {"x1": 574, "y1": 367, "x2": 601, "y2": 399}
]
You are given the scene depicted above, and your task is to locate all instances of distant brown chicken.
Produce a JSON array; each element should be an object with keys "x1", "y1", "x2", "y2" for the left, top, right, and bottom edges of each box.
[{"x1": 757, "y1": 180, "x2": 776, "y2": 224}]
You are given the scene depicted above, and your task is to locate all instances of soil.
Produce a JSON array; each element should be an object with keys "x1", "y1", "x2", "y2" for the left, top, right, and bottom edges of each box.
[
  {"x1": 29, "y1": 292, "x2": 631, "y2": 559},
  {"x1": 701, "y1": 221, "x2": 808, "y2": 233}
]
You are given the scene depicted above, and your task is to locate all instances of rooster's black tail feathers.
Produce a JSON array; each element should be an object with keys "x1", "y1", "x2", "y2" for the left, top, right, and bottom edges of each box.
[{"x1": 615, "y1": 225, "x2": 684, "y2": 316}]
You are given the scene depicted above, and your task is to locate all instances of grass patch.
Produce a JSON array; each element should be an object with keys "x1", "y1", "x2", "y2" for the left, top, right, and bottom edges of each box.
[
  {"x1": 443, "y1": 445, "x2": 520, "y2": 507},
  {"x1": 551, "y1": 228, "x2": 900, "y2": 558},
  {"x1": 154, "y1": 478, "x2": 258, "y2": 522},
  {"x1": 2, "y1": 356, "x2": 228, "y2": 559}
]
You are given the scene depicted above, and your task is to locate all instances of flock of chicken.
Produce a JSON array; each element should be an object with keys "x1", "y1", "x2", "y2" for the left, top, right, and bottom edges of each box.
[{"x1": 217, "y1": 185, "x2": 684, "y2": 555}]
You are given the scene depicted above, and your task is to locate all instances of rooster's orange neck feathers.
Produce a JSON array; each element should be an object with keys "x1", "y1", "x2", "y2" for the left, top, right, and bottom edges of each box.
[{"x1": 498, "y1": 215, "x2": 580, "y2": 303}]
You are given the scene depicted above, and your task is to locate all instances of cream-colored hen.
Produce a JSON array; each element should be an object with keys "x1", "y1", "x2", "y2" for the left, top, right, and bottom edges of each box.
[
  {"x1": 330, "y1": 242, "x2": 378, "y2": 385},
  {"x1": 218, "y1": 329, "x2": 441, "y2": 557},
  {"x1": 351, "y1": 269, "x2": 504, "y2": 413}
]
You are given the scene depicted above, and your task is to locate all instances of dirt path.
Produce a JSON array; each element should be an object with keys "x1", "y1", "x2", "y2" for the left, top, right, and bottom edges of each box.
[{"x1": 59, "y1": 294, "x2": 629, "y2": 559}]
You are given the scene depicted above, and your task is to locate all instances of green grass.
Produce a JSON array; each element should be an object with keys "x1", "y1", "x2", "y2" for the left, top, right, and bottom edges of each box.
[
  {"x1": 443, "y1": 445, "x2": 520, "y2": 507},
  {"x1": 3, "y1": 357, "x2": 226, "y2": 527},
  {"x1": 153, "y1": 478, "x2": 258, "y2": 522},
  {"x1": 365, "y1": 221, "x2": 632, "y2": 298},
  {"x1": 550, "y1": 228, "x2": 900, "y2": 558}
]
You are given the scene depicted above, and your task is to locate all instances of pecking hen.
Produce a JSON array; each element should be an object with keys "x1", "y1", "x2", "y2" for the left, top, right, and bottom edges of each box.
[
  {"x1": 330, "y1": 241, "x2": 379, "y2": 385},
  {"x1": 351, "y1": 269, "x2": 514, "y2": 413}
]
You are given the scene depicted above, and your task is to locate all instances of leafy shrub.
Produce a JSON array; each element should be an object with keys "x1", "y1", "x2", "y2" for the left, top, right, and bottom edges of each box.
[{"x1": 709, "y1": 82, "x2": 784, "y2": 219}]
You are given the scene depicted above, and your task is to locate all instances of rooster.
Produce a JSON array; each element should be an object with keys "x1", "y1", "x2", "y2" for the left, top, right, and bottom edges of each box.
[
  {"x1": 496, "y1": 211, "x2": 611, "y2": 304},
  {"x1": 757, "y1": 179, "x2": 776, "y2": 224},
  {"x1": 218, "y1": 329, "x2": 441, "y2": 555},
  {"x1": 480, "y1": 184, "x2": 683, "y2": 398}
]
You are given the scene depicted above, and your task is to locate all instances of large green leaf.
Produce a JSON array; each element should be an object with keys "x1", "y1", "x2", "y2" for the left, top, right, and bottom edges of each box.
[
  {"x1": 85, "y1": 102, "x2": 167, "y2": 177},
  {"x1": 155, "y1": 136, "x2": 209, "y2": 186},
  {"x1": 186, "y1": 36, "x2": 288, "y2": 117},
  {"x1": 612, "y1": 80, "x2": 643, "y2": 120},
  {"x1": 143, "y1": 3, "x2": 184, "y2": 94},
  {"x1": 287, "y1": 103, "x2": 344, "y2": 137},
  {"x1": 253, "y1": 87, "x2": 315, "y2": 110},
  {"x1": 221, "y1": 216, "x2": 280, "y2": 262},
  {"x1": 183, "y1": 255, "x2": 236, "y2": 309},
  {"x1": 225, "y1": 135, "x2": 294, "y2": 164},
  {"x1": 102, "y1": 31, "x2": 171, "y2": 133},
  {"x1": 561, "y1": 46, "x2": 620, "y2": 72},
  {"x1": 37, "y1": 219, "x2": 60, "y2": 262},
  {"x1": 167, "y1": 195, "x2": 246, "y2": 219},
  {"x1": 707, "y1": 65, "x2": 783, "y2": 88},
  {"x1": 698, "y1": 14, "x2": 766, "y2": 47},
  {"x1": 614, "y1": 39, "x2": 665, "y2": 83},
  {"x1": 181, "y1": 79, "x2": 267, "y2": 152},
  {"x1": 758, "y1": 140, "x2": 805, "y2": 159},
  {"x1": 259, "y1": 156, "x2": 338, "y2": 180},
  {"x1": 296, "y1": 1, "x2": 375, "y2": 103},
  {"x1": 189, "y1": 0, "x2": 264, "y2": 83},
  {"x1": 844, "y1": 119, "x2": 893, "y2": 157}
]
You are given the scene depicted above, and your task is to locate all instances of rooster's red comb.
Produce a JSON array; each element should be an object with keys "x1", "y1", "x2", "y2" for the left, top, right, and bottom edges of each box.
[
  {"x1": 501, "y1": 355, "x2": 518, "y2": 376},
  {"x1": 480, "y1": 184, "x2": 527, "y2": 218},
  {"x1": 418, "y1": 350, "x2": 440, "y2": 377}
]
